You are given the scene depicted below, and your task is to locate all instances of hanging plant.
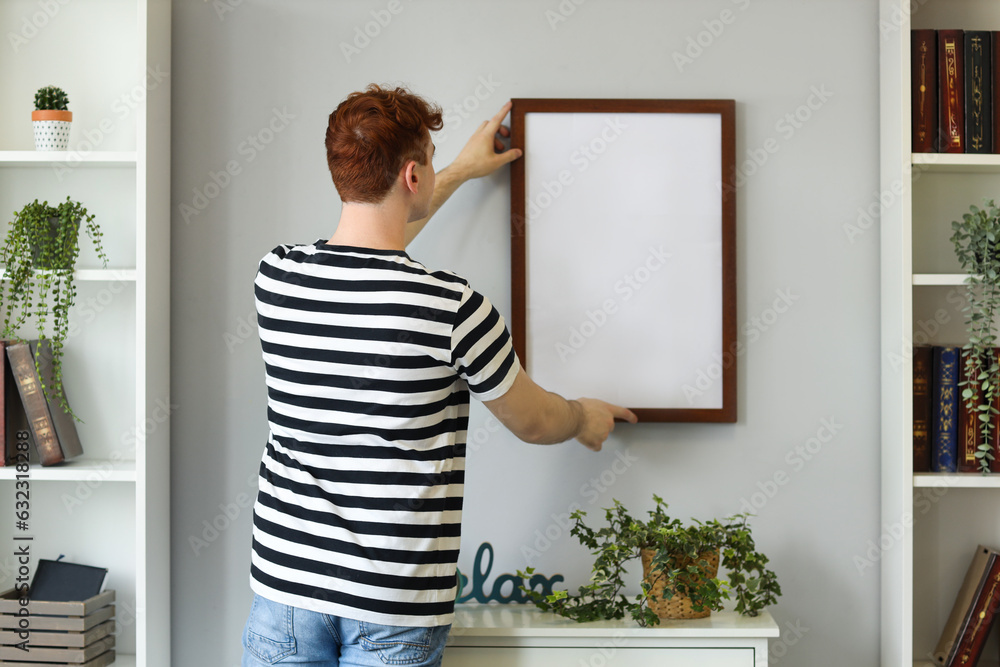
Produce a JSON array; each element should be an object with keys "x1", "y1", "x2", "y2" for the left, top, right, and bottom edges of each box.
[
  {"x1": 1, "y1": 197, "x2": 108, "y2": 421},
  {"x1": 950, "y1": 199, "x2": 1000, "y2": 473}
]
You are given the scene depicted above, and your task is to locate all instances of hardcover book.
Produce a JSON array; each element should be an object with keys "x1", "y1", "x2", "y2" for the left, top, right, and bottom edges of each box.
[
  {"x1": 0, "y1": 340, "x2": 31, "y2": 467},
  {"x1": 6, "y1": 342, "x2": 61, "y2": 465},
  {"x1": 965, "y1": 30, "x2": 992, "y2": 153},
  {"x1": 914, "y1": 345, "x2": 933, "y2": 472},
  {"x1": 957, "y1": 348, "x2": 982, "y2": 472},
  {"x1": 28, "y1": 339, "x2": 82, "y2": 461},
  {"x1": 912, "y1": 29, "x2": 938, "y2": 152},
  {"x1": 932, "y1": 345, "x2": 961, "y2": 472},
  {"x1": 939, "y1": 30, "x2": 966, "y2": 153},
  {"x1": 934, "y1": 545, "x2": 1000, "y2": 666}
]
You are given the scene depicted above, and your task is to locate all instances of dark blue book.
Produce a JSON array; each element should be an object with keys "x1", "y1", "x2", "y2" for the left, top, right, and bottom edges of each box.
[{"x1": 932, "y1": 345, "x2": 961, "y2": 472}]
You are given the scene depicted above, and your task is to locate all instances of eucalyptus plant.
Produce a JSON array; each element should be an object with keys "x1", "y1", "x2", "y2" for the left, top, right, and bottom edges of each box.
[
  {"x1": 34, "y1": 86, "x2": 69, "y2": 111},
  {"x1": 1, "y1": 197, "x2": 108, "y2": 421},
  {"x1": 950, "y1": 199, "x2": 1000, "y2": 473},
  {"x1": 518, "y1": 495, "x2": 781, "y2": 627}
]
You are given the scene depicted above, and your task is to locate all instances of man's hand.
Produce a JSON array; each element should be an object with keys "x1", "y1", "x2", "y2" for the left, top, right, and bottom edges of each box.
[
  {"x1": 573, "y1": 398, "x2": 639, "y2": 452},
  {"x1": 404, "y1": 101, "x2": 522, "y2": 247},
  {"x1": 483, "y1": 365, "x2": 637, "y2": 452},
  {"x1": 449, "y1": 100, "x2": 523, "y2": 181}
]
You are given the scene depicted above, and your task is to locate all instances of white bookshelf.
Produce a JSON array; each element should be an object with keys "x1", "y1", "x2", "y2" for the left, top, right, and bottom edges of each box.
[
  {"x1": 881, "y1": 2, "x2": 1000, "y2": 666},
  {"x1": 0, "y1": 2, "x2": 170, "y2": 666}
]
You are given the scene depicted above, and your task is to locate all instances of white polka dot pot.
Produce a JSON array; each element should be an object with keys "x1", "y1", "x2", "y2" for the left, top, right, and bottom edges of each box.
[{"x1": 31, "y1": 110, "x2": 72, "y2": 151}]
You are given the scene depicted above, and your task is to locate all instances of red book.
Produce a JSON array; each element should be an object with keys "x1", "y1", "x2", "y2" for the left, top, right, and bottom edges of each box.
[
  {"x1": 957, "y1": 348, "x2": 982, "y2": 472},
  {"x1": 950, "y1": 550, "x2": 1000, "y2": 665},
  {"x1": 912, "y1": 29, "x2": 937, "y2": 152},
  {"x1": 913, "y1": 345, "x2": 933, "y2": 472},
  {"x1": 939, "y1": 30, "x2": 966, "y2": 153},
  {"x1": 934, "y1": 545, "x2": 1000, "y2": 665}
]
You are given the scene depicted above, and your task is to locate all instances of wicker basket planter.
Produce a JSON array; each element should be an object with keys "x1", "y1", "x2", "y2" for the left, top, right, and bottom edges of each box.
[{"x1": 640, "y1": 548, "x2": 720, "y2": 620}]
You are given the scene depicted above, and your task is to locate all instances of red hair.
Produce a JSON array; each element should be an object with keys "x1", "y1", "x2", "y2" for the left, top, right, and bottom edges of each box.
[{"x1": 325, "y1": 84, "x2": 444, "y2": 204}]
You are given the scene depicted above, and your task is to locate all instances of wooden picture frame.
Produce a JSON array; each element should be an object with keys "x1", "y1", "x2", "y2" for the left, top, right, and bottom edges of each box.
[{"x1": 509, "y1": 98, "x2": 736, "y2": 423}]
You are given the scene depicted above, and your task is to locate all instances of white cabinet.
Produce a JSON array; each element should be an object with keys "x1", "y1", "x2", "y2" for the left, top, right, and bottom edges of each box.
[
  {"x1": 0, "y1": 2, "x2": 171, "y2": 665},
  {"x1": 443, "y1": 604, "x2": 777, "y2": 667}
]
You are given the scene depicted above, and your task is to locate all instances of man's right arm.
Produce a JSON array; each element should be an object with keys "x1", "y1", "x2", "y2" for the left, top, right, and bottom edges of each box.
[{"x1": 482, "y1": 364, "x2": 638, "y2": 451}]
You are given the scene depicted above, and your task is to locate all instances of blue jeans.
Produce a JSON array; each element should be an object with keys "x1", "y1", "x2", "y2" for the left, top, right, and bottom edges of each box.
[{"x1": 241, "y1": 593, "x2": 452, "y2": 666}]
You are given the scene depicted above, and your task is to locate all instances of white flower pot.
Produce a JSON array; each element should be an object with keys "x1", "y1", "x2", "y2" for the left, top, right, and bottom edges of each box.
[{"x1": 31, "y1": 110, "x2": 72, "y2": 151}]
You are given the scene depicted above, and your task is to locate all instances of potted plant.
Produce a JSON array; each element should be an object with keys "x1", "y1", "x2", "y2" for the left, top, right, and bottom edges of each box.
[
  {"x1": 518, "y1": 495, "x2": 781, "y2": 627},
  {"x1": 32, "y1": 86, "x2": 72, "y2": 151},
  {"x1": 1, "y1": 197, "x2": 108, "y2": 420},
  {"x1": 950, "y1": 199, "x2": 1000, "y2": 473}
]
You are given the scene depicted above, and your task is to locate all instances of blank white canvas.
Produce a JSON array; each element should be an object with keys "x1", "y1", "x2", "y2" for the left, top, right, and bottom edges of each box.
[{"x1": 523, "y1": 111, "x2": 723, "y2": 409}]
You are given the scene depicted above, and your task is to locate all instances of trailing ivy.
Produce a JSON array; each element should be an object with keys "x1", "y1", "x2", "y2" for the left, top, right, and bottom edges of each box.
[
  {"x1": 1, "y1": 197, "x2": 108, "y2": 421},
  {"x1": 951, "y1": 199, "x2": 1000, "y2": 473},
  {"x1": 517, "y1": 495, "x2": 780, "y2": 627}
]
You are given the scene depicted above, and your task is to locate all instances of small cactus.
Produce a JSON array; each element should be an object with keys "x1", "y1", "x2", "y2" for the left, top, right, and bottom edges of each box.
[{"x1": 34, "y1": 86, "x2": 69, "y2": 111}]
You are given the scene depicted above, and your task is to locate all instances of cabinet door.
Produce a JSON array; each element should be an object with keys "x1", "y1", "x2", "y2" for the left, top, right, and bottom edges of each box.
[{"x1": 443, "y1": 647, "x2": 755, "y2": 666}]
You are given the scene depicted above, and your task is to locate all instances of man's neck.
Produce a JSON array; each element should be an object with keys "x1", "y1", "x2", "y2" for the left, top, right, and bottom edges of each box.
[{"x1": 327, "y1": 199, "x2": 409, "y2": 251}]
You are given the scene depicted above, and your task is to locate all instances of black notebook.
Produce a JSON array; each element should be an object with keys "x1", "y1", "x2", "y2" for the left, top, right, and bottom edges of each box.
[{"x1": 28, "y1": 558, "x2": 107, "y2": 601}]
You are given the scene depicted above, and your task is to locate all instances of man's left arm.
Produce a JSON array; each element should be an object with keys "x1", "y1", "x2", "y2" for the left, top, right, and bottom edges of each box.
[{"x1": 405, "y1": 100, "x2": 523, "y2": 247}]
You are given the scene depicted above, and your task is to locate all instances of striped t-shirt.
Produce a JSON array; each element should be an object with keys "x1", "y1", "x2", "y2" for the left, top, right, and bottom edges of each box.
[{"x1": 248, "y1": 239, "x2": 519, "y2": 628}]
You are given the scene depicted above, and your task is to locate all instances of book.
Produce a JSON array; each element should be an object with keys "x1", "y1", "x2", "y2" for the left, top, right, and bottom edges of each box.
[
  {"x1": 914, "y1": 345, "x2": 933, "y2": 472},
  {"x1": 29, "y1": 339, "x2": 82, "y2": 461},
  {"x1": 913, "y1": 29, "x2": 938, "y2": 152},
  {"x1": 932, "y1": 345, "x2": 961, "y2": 472},
  {"x1": 934, "y1": 545, "x2": 1000, "y2": 666},
  {"x1": 957, "y1": 348, "x2": 982, "y2": 472},
  {"x1": 965, "y1": 31, "x2": 993, "y2": 153},
  {"x1": 939, "y1": 30, "x2": 966, "y2": 153},
  {"x1": 0, "y1": 339, "x2": 29, "y2": 466},
  {"x1": 28, "y1": 558, "x2": 107, "y2": 602},
  {"x1": 7, "y1": 341, "x2": 63, "y2": 466}
]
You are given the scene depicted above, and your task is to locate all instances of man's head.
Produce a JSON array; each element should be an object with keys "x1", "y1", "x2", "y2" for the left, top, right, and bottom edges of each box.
[{"x1": 325, "y1": 84, "x2": 443, "y2": 205}]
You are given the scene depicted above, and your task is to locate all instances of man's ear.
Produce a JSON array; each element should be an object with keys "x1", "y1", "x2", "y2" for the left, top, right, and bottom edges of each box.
[{"x1": 402, "y1": 160, "x2": 420, "y2": 195}]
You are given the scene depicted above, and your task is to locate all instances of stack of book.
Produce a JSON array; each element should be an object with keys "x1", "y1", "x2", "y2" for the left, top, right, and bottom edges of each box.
[
  {"x1": 913, "y1": 345, "x2": 1000, "y2": 473},
  {"x1": 0, "y1": 558, "x2": 113, "y2": 666},
  {"x1": 911, "y1": 29, "x2": 1000, "y2": 154},
  {"x1": 0, "y1": 339, "x2": 83, "y2": 467},
  {"x1": 933, "y1": 545, "x2": 1000, "y2": 666}
]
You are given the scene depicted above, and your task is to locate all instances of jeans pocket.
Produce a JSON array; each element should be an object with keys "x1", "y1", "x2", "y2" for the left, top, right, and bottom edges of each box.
[
  {"x1": 243, "y1": 594, "x2": 297, "y2": 664},
  {"x1": 358, "y1": 620, "x2": 433, "y2": 665}
]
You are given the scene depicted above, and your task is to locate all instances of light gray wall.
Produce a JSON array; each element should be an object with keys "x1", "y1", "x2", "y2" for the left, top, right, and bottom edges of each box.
[{"x1": 170, "y1": 1, "x2": 880, "y2": 665}]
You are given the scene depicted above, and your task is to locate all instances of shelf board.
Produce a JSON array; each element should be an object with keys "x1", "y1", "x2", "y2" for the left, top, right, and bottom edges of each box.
[
  {"x1": 912, "y1": 153, "x2": 1000, "y2": 172},
  {"x1": 913, "y1": 473, "x2": 1000, "y2": 488},
  {"x1": 912, "y1": 274, "x2": 968, "y2": 286},
  {"x1": 0, "y1": 458, "x2": 135, "y2": 482},
  {"x1": 0, "y1": 151, "x2": 137, "y2": 166},
  {"x1": 0, "y1": 269, "x2": 136, "y2": 282}
]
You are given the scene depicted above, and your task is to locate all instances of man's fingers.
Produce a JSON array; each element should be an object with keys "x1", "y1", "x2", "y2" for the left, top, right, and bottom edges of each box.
[
  {"x1": 611, "y1": 405, "x2": 639, "y2": 423},
  {"x1": 494, "y1": 147, "x2": 523, "y2": 165},
  {"x1": 485, "y1": 101, "x2": 513, "y2": 133}
]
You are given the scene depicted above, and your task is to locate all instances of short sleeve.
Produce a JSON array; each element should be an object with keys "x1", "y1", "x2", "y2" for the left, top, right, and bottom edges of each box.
[{"x1": 451, "y1": 284, "x2": 520, "y2": 401}]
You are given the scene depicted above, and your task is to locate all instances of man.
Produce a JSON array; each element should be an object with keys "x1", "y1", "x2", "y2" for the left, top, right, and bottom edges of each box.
[{"x1": 241, "y1": 84, "x2": 637, "y2": 666}]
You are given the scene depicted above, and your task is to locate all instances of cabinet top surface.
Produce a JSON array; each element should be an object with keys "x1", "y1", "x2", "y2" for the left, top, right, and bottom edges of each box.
[{"x1": 450, "y1": 604, "x2": 778, "y2": 637}]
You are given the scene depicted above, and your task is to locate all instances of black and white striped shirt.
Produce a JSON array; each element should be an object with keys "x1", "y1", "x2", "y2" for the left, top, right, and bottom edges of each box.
[{"x1": 248, "y1": 239, "x2": 519, "y2": 628}]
